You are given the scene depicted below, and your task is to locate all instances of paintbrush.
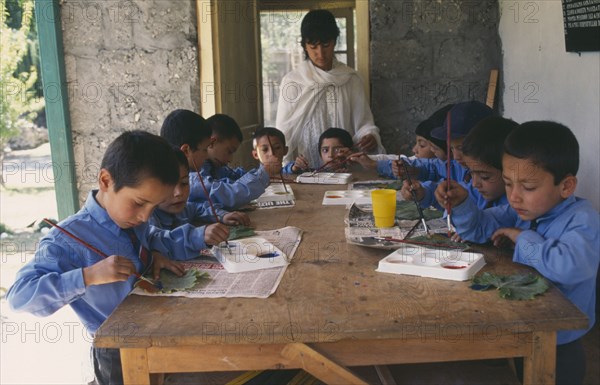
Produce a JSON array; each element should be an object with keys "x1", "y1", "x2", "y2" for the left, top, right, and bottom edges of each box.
[
  {"x1": 374, "y1": 236, "x2": 466, "y2": 250},
  {"x1": 42, "y1": 218, "x2": 163, "y2": 291},
  {"x1": 191, "y1": 160, "x2": 232, "y2": 254},
  {"x1": 446, "y1": 110, "x2": 453, "y2": 237},
  {"x1": 265, "y1": 134, "x2": 288, "y2": 193},
  {"x1": 401, "y1": 161, "x2": 430, "y2": 237}
]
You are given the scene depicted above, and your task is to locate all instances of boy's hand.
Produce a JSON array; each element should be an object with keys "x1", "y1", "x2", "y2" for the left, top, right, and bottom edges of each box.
[
  {"x1": 291, "y1": 155, "x2": 309, "y2": 173},
  {"x1": 491, "y1": 228, "x2": 522, "y2": 248},
  {"x1": 356, "y1": 134, "x2": 377, "y2": 152},
  {"x1": 347, "y1": 152, "x2": 376, "y2": 169},
  {"x1": 151, "y1": 252, "x2": 185, "y2": 280},
  {"x1": 400, "y1": 179, "x2": 425, "y2": 201},
  {"x1": 263, "y1": 160, "x2": 283, "y2": 177},
  {"x1": 392, "y1": 160, "x2": 419, "y2": 179},
  {"x1": 222, "y1": 211, "x2": 251, "y2": 226},
  {"x1": 82, "y1": 256, "x2": 136, "y2": 286},
  {"x1": 204, "y1": 223, "x2": 230, "y2": 246},
  {"x1": 434, "y1": 180, "x2": 468, "y2": 209}
]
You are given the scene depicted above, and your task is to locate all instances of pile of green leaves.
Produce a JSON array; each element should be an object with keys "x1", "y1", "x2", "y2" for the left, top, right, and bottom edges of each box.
[{"x1": 471, "y1": 272, "x2": 549, "y2": 300}]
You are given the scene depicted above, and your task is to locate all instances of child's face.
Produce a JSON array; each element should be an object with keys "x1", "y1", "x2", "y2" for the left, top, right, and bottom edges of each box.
[
  {"x1": 97, "y1": 170, "x2": 174, "y2": 229},
  {"x1": 412, "y1": 135, "x2": 436, "y2": 159},
  {"x1": 183, "y1": 137, "x2": 211, "y2": 171},
  {"x1": 320, "y1": 138, "x2": 349, "y2": 163},
  {"x1": 208, "y1": 136, "x2": 240, "y2": 167},
  {"x1": 463, "y1": 155, "x2": 505, "y2": 202},
  {"x1": 252, "y1": 136, "x2": 288, "y2": 164},
  {"x1": 428, "y1": 141, "x2": 447, "y2": 161},
  {"x1": 450, "y1": 137, "x2": 466, "y2": 167},
  {"x1": 158, "y1": 164, "x2": 189, "y2": 214},
  {"x1": 502, "y1": 154, "x2": 575, "y2": 221}
]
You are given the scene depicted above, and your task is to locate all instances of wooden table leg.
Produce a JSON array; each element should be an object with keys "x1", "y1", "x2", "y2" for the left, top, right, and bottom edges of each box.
[
  {"x1": 281, "y1": 343, "x2": 368, "y2": 385},
  {"x1": 523, "y1": 331, "x2": 556, "y2": 385},
  {"x1": 120, "y1": 348, "x2": 151, "y2": 385}
]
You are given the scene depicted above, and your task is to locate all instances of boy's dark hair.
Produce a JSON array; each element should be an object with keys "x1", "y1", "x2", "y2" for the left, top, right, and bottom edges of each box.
[
  {"x1": 101, "y1": 131, "x2": 179, "y2": 192},
  {"x1": 253, "y1": 127, "x2": 286, "y2": 148},
  {"x1": 318, "y1": 127, "x2": 353, "y2": 150},
  {"x1": 207, "y1": 114, "x2": 243, "y2": 143},
  {"x1": 461, "y1": 116, "x2": 519, "y2": 170},
  {"x1": 415, "y1": 104, "x2": 453, "y2": 151},
  {"x1": 160, "y1": 109, "x2": 211, "y2": 149},
  {"x1": 301, "y1": 10, "x2": 340, "y2": 60},
  {"x1": 172, "y1": 147, "x2": 190, "y2": 172},
  {"x1": 504, "y1": 121, "x2": 579, "y2": 184}
]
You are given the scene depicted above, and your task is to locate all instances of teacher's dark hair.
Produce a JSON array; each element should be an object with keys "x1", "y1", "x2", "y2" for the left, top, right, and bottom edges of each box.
[{"x1": 300, "y1": 10, "x2": 340, "y2": 59}]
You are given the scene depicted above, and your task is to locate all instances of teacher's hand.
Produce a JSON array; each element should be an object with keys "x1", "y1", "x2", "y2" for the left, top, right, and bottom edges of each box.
[{"x1": 356, "y1": 134, "x2": 377, "y2": 152}]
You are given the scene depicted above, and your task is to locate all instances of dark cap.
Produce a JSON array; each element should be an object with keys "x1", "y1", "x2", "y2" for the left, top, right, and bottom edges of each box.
[
  {"x1": 415, "y1": 104, "x2": 453, "y2": 150},
  {"x1": 430, "y1": 101, "x2": 493, "y2": 140}
]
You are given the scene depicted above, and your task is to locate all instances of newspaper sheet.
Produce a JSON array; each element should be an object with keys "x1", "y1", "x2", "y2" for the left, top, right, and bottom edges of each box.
[{"x1": 132, "y1": 226, "x2": 303, "y2": 298}]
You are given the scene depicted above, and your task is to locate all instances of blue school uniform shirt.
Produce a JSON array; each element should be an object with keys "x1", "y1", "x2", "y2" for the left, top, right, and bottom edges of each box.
[
  {"x1": 451, "y1": 195, "x2": 600, "y2": 345},
  {"x1": 188, "y1": 161, "x2": 270, "y2": 210},
  {"x1": 149, "y1": 201, "x2": 228, "y2": 230},
  {"x1": 376, "y1": 157, "x2": 469, "y2": 183},
  {"x1": 6, "y1": 190, "x2": 208, "y2": 334}
]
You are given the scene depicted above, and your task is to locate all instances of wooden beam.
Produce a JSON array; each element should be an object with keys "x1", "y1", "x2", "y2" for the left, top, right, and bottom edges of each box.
[
  {"x1": 120, "y1": 348, "x2": 151, "y2": 385},
  {"x1": 34, "y1": 0, "x2": 79, "y2": 219},
  {"x1": 281, "y1": 343, "x2": 368, "y2": 385},
  {"x1": 486, "y1": 69, "x2": 499, "y2": 109},
  {"x1": 522, "y1": 331, "x2": 556, "y2": 385}
]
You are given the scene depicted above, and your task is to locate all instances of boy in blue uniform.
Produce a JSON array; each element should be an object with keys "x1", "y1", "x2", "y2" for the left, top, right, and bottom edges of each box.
[
  {"x1": 6, "y1": 131, "x2": 211, "y2": 385},
  {"x1": 149, "y1": 149, "x2": 250, "y2": 232},
  {"x1": 402, "y1": 116, "x2": 518, "y2": 211},
  {"x1": 436, "y1": 121, "x2": 599, "y2": 385},
  {"x1": 189, "y1": 114, "x2": 271, "y2": 209},
  {"x1": 249, "y1": 126, "x2": 294, "y2": 176}
]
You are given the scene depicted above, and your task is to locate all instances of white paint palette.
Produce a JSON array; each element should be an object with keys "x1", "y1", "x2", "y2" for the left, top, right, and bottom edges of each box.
[
  {"x1": 296, "y1": 172, "x2": 352, "y2": 185},
  {"x1": 253, "y1": 183, "x2": 295, "y2": 208},
  {"x1": 376, "y1": 245, "x2": 485, "y2": 281},
  {"x1": 322, "y1": 190, "x2": 372, "y2": 205},
  {"x1": 213, "y1": 237, "x2": 288, "y2": 273}
]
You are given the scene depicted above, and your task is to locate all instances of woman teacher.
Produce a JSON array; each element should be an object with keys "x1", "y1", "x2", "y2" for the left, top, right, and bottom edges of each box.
[{"x1": 276, "y1": 9, "x2": 386, "y2": 168}]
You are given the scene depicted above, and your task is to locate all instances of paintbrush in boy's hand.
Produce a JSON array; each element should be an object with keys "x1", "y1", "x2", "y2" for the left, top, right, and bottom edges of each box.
[
  {"x1": 401, "y1": 161, "x2": 431, "y2": 237},
  {"x1": 42, "y1": 218, "x2": 163, "y2": 291},
  {"x1": 191, "y1": 160, "x2": 232, "y2": 254},
  {"x1": 265, "y1": 134, "x2": 288, "y2": 193},
  {"x1": 445, "y1": 110, "x2": 454, "y2": 237}
]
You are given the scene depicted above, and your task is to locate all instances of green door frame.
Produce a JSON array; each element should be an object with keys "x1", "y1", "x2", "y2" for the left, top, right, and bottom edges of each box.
[{"x1": 34, "y1": 0, "x2": 79, "y2": 218}]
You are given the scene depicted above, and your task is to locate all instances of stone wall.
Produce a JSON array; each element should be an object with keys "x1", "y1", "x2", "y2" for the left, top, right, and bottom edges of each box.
[
  {"x1": 369, "y1": 0, "x2": 501, "y2": 155},
  {"x1": 60, "y1": 0, "x2": 199, "y2": 203}
]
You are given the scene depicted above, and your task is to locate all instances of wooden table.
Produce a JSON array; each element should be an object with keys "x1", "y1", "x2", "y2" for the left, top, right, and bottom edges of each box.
[{"x1": 95, "y1": 181, "x2": 588, "y2": 385}]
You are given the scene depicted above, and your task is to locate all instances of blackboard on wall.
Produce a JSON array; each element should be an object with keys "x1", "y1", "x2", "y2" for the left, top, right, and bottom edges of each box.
[{"x1": 562, "y1": 0, "x2": 600, "y2": 52}]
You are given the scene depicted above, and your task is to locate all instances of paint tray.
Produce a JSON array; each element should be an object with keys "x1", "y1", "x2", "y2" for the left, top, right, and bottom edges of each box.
[
  {"x1": 213, "y1": 237, "x2": 288, "y2": 273},
  {"x1": 296, "y1": 172, "x2": 352, "y2": 184},
  {"x1": 376, "y1": 244, "x2": 485, "y2": 281},
  {"x1": 253, "y1": 183, "x2": 295, "y2": 208},
  {"x1": 322, "y1": 190, "x2": 372, "y2": 205}
]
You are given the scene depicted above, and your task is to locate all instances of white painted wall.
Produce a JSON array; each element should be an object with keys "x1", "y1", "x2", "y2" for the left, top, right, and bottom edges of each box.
[{"x1": 499, "y1": 0, "x2": 600, "y2": 210}]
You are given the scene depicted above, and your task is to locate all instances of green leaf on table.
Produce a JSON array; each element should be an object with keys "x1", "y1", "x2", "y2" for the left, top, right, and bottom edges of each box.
[
  {"x1": 158, "y1": 269, "x2": 210, "y2": 293},
  {"x1": 228, "y1": 225, "x2": 256, "y2": 240},
  {"x1": 471, "y1": 272, "x2": 549, "y2": 300},
  {"x1": 409, "y1": 233, "x2": 468, "y2": 250},
  {"x1": 396, "y1": 200, "x2": 443, "y2": 221}
]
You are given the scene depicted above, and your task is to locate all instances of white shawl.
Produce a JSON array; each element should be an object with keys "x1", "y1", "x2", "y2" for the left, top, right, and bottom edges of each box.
[{"x1": 276, "y1": 58, "x2": 386, "y2": 166}]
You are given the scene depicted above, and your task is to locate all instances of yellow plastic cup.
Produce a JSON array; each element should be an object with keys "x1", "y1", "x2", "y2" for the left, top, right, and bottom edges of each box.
[{"x1": 371, "y1": 189, "x2": 397, "y2": 228}]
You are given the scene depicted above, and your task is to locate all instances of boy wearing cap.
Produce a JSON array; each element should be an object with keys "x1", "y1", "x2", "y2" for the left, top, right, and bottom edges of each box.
[
  {"x1": 436, "y1": 121, "x2": 599, "y2": 385},
  {"x1": 350, "y1": 104, "x2": 453, "y2": 171}
]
